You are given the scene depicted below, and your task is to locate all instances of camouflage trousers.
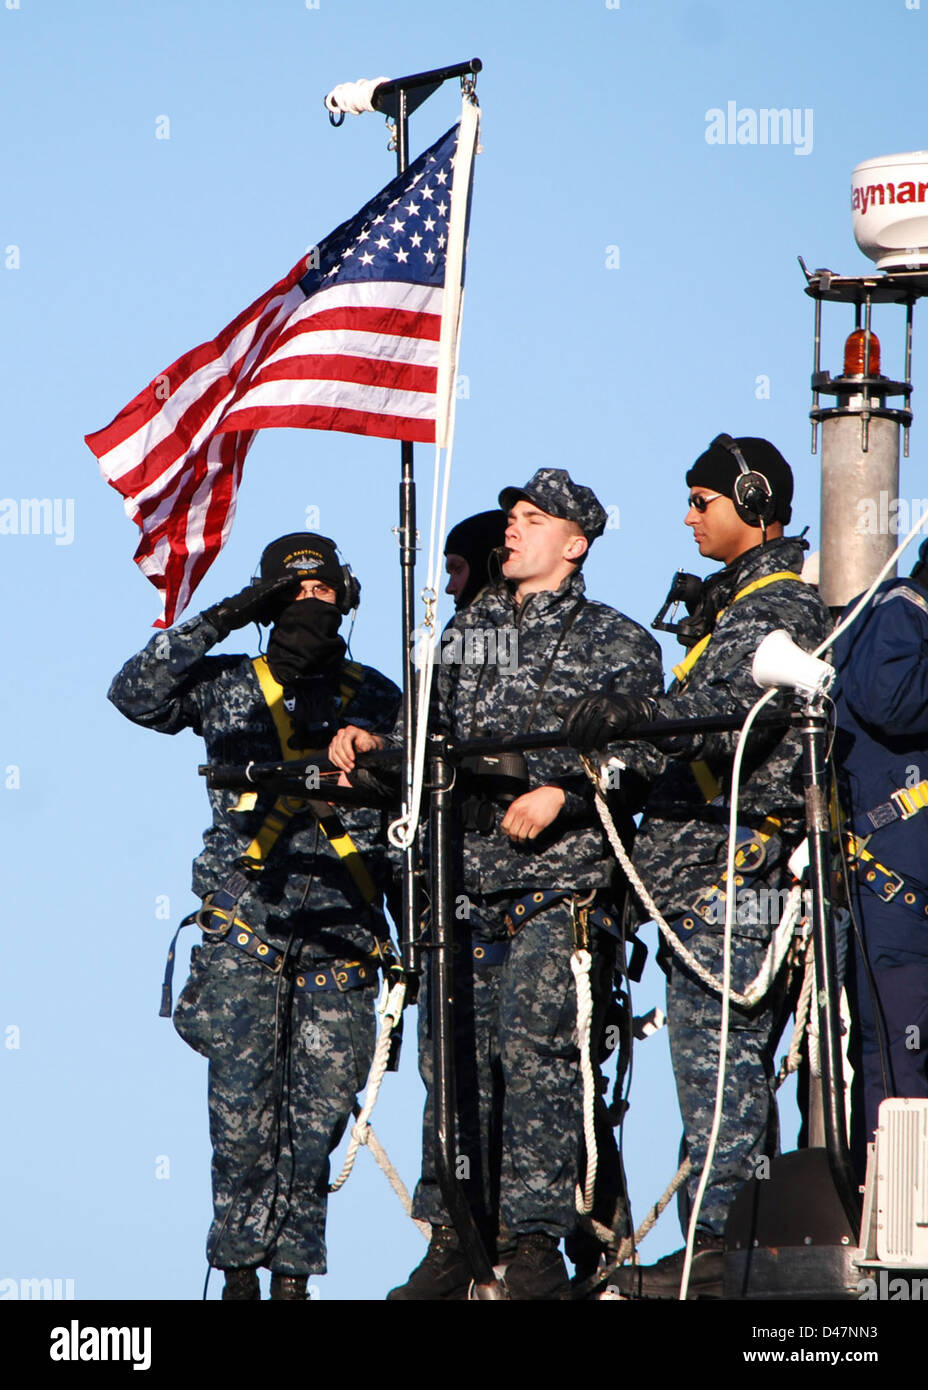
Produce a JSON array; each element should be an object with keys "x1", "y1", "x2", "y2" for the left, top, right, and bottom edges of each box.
[
  {"x1": 661, "y1": 883, "x2": 793, "y2": 1237},
  {"x1": 412, "y1": 894, "x2": 614, "y2": 1245},
  {"x1": 173, "y1": 935, "x2": 375, "y2": 1275}
]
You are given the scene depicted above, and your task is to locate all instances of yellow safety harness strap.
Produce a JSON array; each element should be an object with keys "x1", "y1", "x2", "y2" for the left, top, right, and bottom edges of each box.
[
  {"x1": 674, "y1": 570, "x2": 799, "y2": 837},
  {"x1": 689, "y1": 756, "x2": 781, "y2": 847},
  {"x1": 689, "y1": 733, "x2": 782, "y2": 884},
  {"x1": 252, "y1": 654, "x2": 363, "y2": 758},
  {"x1": 672, "y1": 571, "x2": 803, "y2": 685},
  {"x1": 246, "y1": 656, "x2": 377, "y2": 905},
  {"x1": 690, "y1": 759, "x2": 722, "y2": 804},
  {"x1": 892, "y1": 780, "x2": 928, "y2": 818}
]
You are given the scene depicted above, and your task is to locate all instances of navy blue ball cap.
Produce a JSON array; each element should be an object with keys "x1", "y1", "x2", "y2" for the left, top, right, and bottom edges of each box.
[
  {"x1": 498, "y1": 468, "x2": 608, "y2": 541},
  {"x1": 259, "y1": 533, "x2": 343, "y2": 594}
]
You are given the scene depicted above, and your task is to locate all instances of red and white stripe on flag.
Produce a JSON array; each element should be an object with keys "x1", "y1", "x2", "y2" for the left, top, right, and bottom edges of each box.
[
  {"x1": 85, "y1": 258, "x2": 306, "y2": 627},
  {"x1": 86, "y1": 113, "x2": 473, "y2": 627},
  {"x1": 86, "y1": 263, "x2": 444, "y2": 627}
]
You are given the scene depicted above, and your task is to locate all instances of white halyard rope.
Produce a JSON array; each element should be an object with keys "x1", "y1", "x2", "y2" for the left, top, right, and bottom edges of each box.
[
  {"x1": 388, "y1": 97, "x2": 480, "y2": 854},
  {"x1": 571, "y1": 949, "x2": 598, "y2": 1216},
  {"x1": 677, "y1": 688, "x2": 776, "y2": 1299},
  {"x1": 329, "y1": 979, "x2": 407, "y2": 1192},
  {"x1": 778, "y1": 934, "x2": 815, "y2": 1085},
  {"x1": 364, "y1": 1123, "x2": 431, "y2": 1239},
  {"x1": 573, "y1": 1155, "x2": 694, "y2": 1299},
  {"x1": 324, "y1": 78, "x2": 391, "y2": 117}
]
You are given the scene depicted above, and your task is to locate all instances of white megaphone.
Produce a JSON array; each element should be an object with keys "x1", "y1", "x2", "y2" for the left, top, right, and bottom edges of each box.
[{"x1": 752, "y1": 629, "x2": 836, "y2": 700}]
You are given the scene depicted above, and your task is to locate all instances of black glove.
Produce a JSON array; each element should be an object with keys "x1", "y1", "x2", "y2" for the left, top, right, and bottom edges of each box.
[
  {"x1": 563, "y1": 694, "x2": 659, "y2": 750},
  {"x1": 203, "y1": 574, "x2": 301, "y2": 640}
]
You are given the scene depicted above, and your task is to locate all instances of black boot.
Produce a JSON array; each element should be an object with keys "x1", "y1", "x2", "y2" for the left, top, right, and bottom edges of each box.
[
  {"x1": 270, "y1": 1274, "x2": 308, "y2": 1301},
  {"x1": 221, "y1": 1267, "x2": 260, "y2": 1301},
  {"x1": 386, "y1": 1226, "x2": 472, "y2": 1301},
  {"x1": 503, "y1": 1233, "x2": 571, "y2": 1301},
  {"x1": 610, "y1": 1232, "x2": 724, "y2": 1300}
]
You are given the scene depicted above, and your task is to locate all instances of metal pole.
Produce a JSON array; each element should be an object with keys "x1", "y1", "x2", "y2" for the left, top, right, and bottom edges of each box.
[
  {"x1": 812, "y1": 296, "x2": 822, "y2": 455},
  {"x1": 797, "y1": 706, "x2": 862, "y2": 1234},
  {"x1": 372, "y1": 58, "x2": 482, "y2": 106},
  {"x1": 905, "y1": 299, "x2": 914, "y2": 458},
  {"x1": 392, "y1": 86, "x2": 421, "y2": 980},
  {"x1": 428, "y1": 736, "x2": 506, "y2": 1298},
  {"x1": 326, "y1": 58, "x2": 482, "y2": 975}
]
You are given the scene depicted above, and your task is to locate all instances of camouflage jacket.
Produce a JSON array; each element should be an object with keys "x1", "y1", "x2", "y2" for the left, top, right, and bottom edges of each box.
[
  {"x1": 634, "y1": 536, "x2": 832, "y2": 919},
  {"x1": 434, "y1": 569, "x2": 664, "y2": 896},
  {"x1": 108, "y1": 613, "x2": 401, "y2": 956}
]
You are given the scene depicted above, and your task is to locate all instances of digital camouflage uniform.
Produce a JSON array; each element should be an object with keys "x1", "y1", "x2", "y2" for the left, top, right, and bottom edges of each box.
[
  {"x1": 412, "y1": 567, "x2": 664, "y2": 1243},
  {"x1": 633, "y1": 536, "x2": 831, "y2": 1234},
  {"x1": 109, "y1": 611, "x2": 400, "y2": 1275}
]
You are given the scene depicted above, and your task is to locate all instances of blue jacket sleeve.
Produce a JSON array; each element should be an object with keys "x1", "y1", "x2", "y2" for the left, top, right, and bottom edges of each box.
[{"x1": 840, "y1": 589, "x2": 928, "y2": 737}]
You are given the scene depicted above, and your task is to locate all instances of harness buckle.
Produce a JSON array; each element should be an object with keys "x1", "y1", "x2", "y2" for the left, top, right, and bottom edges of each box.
[
  {"x1": 734, "y1": 835, "x2": 766, "y2": 875},
  {"x1": 844, "y1": 831, "x2": 870, "y2": 863},
  {"x1": 879, "y1": 871, "x2": 905, "y2": 902},
  {"x1": 691, "y1": 886, "x2": 724, "y2": 925},
  {"x1": 891, "y1": 788, "x2": 920, "y2": 821},
  {"x1": 197, "y1": 903, "x2": 232, "y2": 937},
  {"x1": 570, "y1": 890, "x2": 596, "y2": 952}
]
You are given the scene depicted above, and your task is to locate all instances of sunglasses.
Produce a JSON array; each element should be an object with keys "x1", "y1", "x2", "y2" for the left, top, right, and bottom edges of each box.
[{"x1": 687, "y1": 492, "x2": 724, "y2": 513}]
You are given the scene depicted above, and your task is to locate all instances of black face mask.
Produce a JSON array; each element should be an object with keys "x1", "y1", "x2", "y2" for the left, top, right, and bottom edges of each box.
[{"x1": 266, "y1": 599, "x2": 346, "y2": 686}]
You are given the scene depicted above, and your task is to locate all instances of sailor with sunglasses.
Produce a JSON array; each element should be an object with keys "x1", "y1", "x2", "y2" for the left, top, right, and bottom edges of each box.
[{"x1": 565, "y1": 436, "x2": 830, "y2": 1297}]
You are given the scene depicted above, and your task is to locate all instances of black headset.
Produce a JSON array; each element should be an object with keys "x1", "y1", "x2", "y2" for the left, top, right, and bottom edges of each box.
[
  {"x1": 711, "y1": 433, "x2": 776, "y2": 529},
  {"x1": 330, "y1": 553, "x2": 361, "y2": 615}
]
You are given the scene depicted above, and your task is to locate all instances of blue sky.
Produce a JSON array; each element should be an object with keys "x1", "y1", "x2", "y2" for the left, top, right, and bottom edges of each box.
[{"x1": 2, "y1": 0, "x2": 926, "y2": 1301}]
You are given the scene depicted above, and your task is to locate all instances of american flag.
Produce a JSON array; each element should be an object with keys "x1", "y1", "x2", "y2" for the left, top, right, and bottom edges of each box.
[{"x1": 85, "y1": 116, "x2": 475, "y2": 627}]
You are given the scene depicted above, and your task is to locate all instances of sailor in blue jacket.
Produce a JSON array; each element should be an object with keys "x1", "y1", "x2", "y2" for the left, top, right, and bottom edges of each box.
[{"x1": 833, "y1": 537, "x2": 928, "y2": 1174}]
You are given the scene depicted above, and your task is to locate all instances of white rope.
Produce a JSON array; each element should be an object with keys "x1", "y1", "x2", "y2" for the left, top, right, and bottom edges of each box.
[
  {"x1": 617, "y1": 1157, "x2": 693, "y2": 1266},
  {"x1": 678, "y1": 687, "x2": 777, "y2": 1299},
  {"x1": 806, "y1": 950, "x2": 823, "y2": 1080},
  {"x1": 388, "y1": 442, "x2": 452, "y2": 852},
  {"x1": 573, "y1": 1156, "x2": 693, "y2": 1299},
  {"x1": 571, "y1": 949, "x2": 598, "y2": 1216},
  {"x1": 816, "y1": 506, "x2": 928, "y2": 659},
  {"x1": 363, "y1": 1122, "x2": 431, "y2": 1239},
  {"x1": 744, "y1": 884, "x2": 803, "y2": 1007},
  {"x1": 584, "y1": 757, "x2": 795, "y2": 1010},
  {"x1": 575, "y1": 510, "x2": 928, "y2": 1298},
  {"x1": 388, "y1": 96, "x2": 480, "y2": 854},
  {"x1": 329, "y1": 978, "x2": 406, "y2": 1192},
  {"x1": 324, "y1": 78, "x2": 390, "y2": 117},
  {"x1": 778, "y1": 934, "x2": 815, "y2": 1085},
  {"x1": 582, "y1": 724, "x2": 808, "y2": 1302}
]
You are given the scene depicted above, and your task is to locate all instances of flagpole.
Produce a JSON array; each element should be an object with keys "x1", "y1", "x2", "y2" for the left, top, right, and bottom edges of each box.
[
  {"x1": 380, "y1": 63, "x2": 480, "y2": 983},
  {"x1": 326, "y1": 61, "x2": 505, "y2": 1298},
  {"x1": 327, "y1": 59, "x2": 479, "y2": 980},
  {"x1": 393, "y1": 85, "x2": 422, "y2": 986}
]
